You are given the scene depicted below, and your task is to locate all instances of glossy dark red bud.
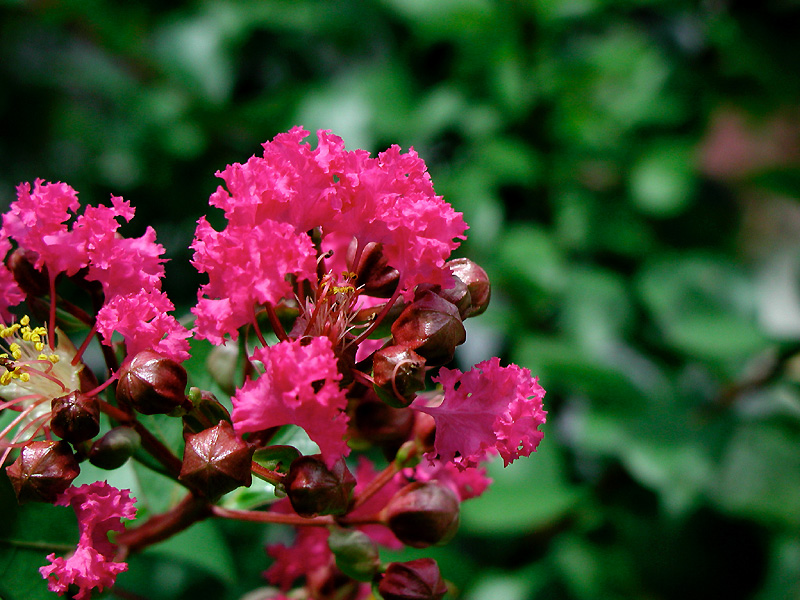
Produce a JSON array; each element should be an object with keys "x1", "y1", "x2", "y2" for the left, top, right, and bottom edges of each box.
[
  {"x1": 284, "y1": 455, "x2": 356, "y2": 518},
  {"x1": 372, "y1": 345, "x2": 426, "y2": 408},
  {"x1": 378, "y1": 558, "x2": 448, "y2": 600},
  {"x1": 382, "y1": 481, "x2": 460, "y2": 548},
  {"x1": 117, "y1": 350, "x2": 189, "y2": 415},
  {"x1": 446, "y1": 258, "x2": 490, "y2": 318},
  {"x1": 50, "y1": 391, "x2": 100, "y2": 443},
  {"x1": 5, "y1": 440, "x2": 80, "y2": 503},
  {"x1": 390, "y1": 292, "x2": 466, "y2": 366},
  {"x1": 415, "y1": 276, "x2": 471, "y2": 319},
  {"x1": 352, "y1": 396, "x2": 415, "y2": 451},
  {"x1": 179, "y1": 421, "x2": 254, "y2": 499},
  {"x1": 351, "y1": 241, "x2": 400, "y2": 298}
]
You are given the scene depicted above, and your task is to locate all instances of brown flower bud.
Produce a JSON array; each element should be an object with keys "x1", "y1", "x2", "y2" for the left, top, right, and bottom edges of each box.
[
  {"x1": 89, "y1": 426, "x2": 141, "y2": 470},
  {"x1": 179, "y1": 421, "x2": 254, "y2": 499},
  {"x1": 6, "y1": 441, "x2": 80, "y2": 503},
  {"x1": 372, "y1": 345, "x2": 426, "y2": 408},
  {"x1": 7, "y1": 248, "x2": 49, "y2": 297},
  {"x1": 415, "y1": 276, "x2": 471, "y2": 319},
  {"x1": 378, "y1": 558, "x2": 448, "y2": 600},
  {"x1": 390, "y1": 292, "x2": 466, "y2": 366},
  {"x1": 446, "y1": 258, "x2": 490, "y2": 318},
  {"x1": 382, "y1": 482, "x2": 460, "y2": 548},
  {"x1": 284, "y1": 455, "x2": 356, "y2": 518},
  {"x1": 351, "y1": 396, "x2": 414, "y2": 456},
  {"x1": 351, "y1": 241, "x2": 400, "y2": 298},
  {"x1": 117, "y1": 350, "x2": 189, "y2": 415},
  {"x1": 50, "y1": 391, "x2": 100, "y2": 443}
]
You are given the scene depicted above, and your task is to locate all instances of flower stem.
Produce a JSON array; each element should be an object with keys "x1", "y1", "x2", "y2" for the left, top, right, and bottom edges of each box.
[
  {"x1": 117, "y1": 493, "x2": 211, "y2": 554},
  {"x1": 211, "y1": 505, "x2": 334, "y2": 527}
]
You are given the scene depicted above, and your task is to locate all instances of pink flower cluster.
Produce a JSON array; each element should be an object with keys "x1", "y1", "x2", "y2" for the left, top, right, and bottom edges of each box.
[
  {"x1": 39, "y1": 482, "x2": 137, "y2": 600},
  {"x1": 191, "y1": 127, "x2": 467, "y2": 344},
  {"x1": 0, "y1": 179, "x2": 189, "y2": 362},
  {"x1": 0, "y1": 127, "x2": 547, "y2": 600}
]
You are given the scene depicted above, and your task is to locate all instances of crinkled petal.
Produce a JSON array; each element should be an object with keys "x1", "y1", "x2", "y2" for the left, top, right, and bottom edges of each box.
[
  {"x1": 232, "y1": 337, "x2": 349, "y2": 464},
  {"x1": 411, "y1": 358, "x2": 546, "y2": 469},
  {"x1": 96, "y1": 290, "x2": 191, "y2": 363}
]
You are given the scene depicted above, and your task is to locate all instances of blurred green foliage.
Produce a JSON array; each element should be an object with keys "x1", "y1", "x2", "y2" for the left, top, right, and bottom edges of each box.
[{"x1": 4, "y1": 0, "x2": 800, "y2": 598}]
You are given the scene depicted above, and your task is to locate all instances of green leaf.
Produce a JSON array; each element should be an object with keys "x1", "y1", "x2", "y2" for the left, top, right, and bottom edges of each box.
[{"x1": 460, "y1": 433, "x2": 581, "y2": 535}]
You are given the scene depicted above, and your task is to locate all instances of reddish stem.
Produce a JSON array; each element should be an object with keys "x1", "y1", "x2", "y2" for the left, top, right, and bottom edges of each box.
[
  {"x1": 117, "y1": 493, "x2": 211, "y2": 554},
  {"x1": 264, "y1": 303, "x2": 288, "y2": 342},
  {"x1": 352, "y1": 285, "x2": 402, "y2": 347},
  {"x1": 251, "y1": 461, "x2": 284, "y2": 485},
  {"x1": 211, "y1": 505, "x2": 334, "y2": 527},
  {"x1": 351, "y1": 459, "x2": 402, "y2": 511}
]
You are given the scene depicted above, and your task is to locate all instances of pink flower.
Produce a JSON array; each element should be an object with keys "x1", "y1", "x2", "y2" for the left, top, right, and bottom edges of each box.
[
  {"x1": 2, "y1": 179, "x2": 87, "y2": 277},
  {"x1": 0, "y1": 236, "x2": 24, "y2": 321},
  {"x1": 231, "y1": 337, "x2": 349, "y2": 464},
  {"x1": 211, "y1": 127, "x2": 346, "y2": 233},
  {"x1": 39, "y1": 481, "x2": 137, "y2": 600},
  {"x1": 96, "y1": 289, "x2": 191, "y2": 363},
  {"x1": 332, "y1": 144, "x2": 467, "y2": 297},
  {"x1": 265, "y1": 526, "x2": 331, "y2": 590},
  {"x1": 409, "y1": 457, "x2": 492, "y2": 501},
  {"x1": 191, "y1": 217, "x2": 317, "y2": 344},
  {"x1": 411, "y1": 357, "x2": 546, "y2": 469},
  {"x1": 74, "y1": 196, "x2": 166, "y2": 299}
]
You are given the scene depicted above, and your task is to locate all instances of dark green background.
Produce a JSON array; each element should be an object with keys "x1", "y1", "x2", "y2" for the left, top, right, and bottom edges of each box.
[{"x1": 3, "y1": 1, "x2": 800, "y2": 598}]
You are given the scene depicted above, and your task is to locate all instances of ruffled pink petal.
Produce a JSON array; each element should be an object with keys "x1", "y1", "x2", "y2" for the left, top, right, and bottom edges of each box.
[
  {"x1": 191, "y1": 216, "x2": 317, "y2": 344},
  {"x1": 411, "y1": 358, "x2": 546, "y2": 469},
  {"x1": 40, "y1": 482, "x2": 136, "y2": 600},
  {"x1": 232, "y1": 337, "x2": 349, "y2": 464},
  {"x1": 96, "y1": 289, "x2": 191, "y2": 363}
]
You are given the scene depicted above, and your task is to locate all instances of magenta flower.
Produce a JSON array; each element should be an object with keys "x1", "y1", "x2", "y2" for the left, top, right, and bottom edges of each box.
[
  {"x1": 2, "y1": 179, "x2": 86, "y2": 277},
  {"x1": 191, "y1": 217, "x2": 317, "y2": 344},
  {"x1": 39, "y1": 481, "x2": 137, "y2": 600},
  {"x1": 409, "y1": 458, "x2": 492, "y2": 501},
  {"x1": 73, "y1": 196, "x2": 166, "y2": 299},
  {"x1": 191, "y1": 128, "x2": 468, "y2": 342},
  {"x1": 411, "y1": 358, "x2": 547, "y2": 469},
  {"x1": 96, "y1": 289, "x2": 191, "y2": 363},
  {"x1": 231, "y1": 336, "x2": 349, "y2": 464},
  {"x1": 265, "y1": 525, "x2": 331, "y2": 590},
  {"x1": 0, "y1": 236, "x2": 24, "y2": 321}
]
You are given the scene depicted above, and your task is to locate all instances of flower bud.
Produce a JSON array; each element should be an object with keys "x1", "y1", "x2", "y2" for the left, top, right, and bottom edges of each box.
[
  {"x1": 50, "y1": 391, "x2": 100, "y2": 443},
  {"x1": 284, "y1": 455, "x2": 356, "y2": 518},
  {"x1": 327, "y1": 528, "x2": 380, "y2": 582},
  {"x1": 351, "y1": 396, "x2": 414, "y2": 456},
  {"x1": 378, "y1": 558, "x2": 448, "y2": 600},
  {"x1": 182, "y1": 388, "x2": 233, "y2": 435},
  {"x1": 7, "y1": 248, "x2": 49, "y2": 297},
  {"x1": 6, "y1": 441, "x2": 80, "y2": 503},
  {"x1": 372, "y1": 345, "x2": 426, "y2": 408},
  {"x1": 351, "y1": 241, "x2": 400, "y2": 298},
  {"x1": 179, "y1": 421, "x2": 255, "y2": 499},
  {"x1": 89, "y1": 426, "x2": 141, "y2": 470},
  {"x1": 382, "y1": 482, "x2": 460, "y2": 548},
  {"x1": 390, "y1": 292, "x2": 466, "y2": 366},
  {"x1": 116, "y1": 350, "x2": 189, "y2": 415},
  {"x1": 446, "y1": 258, "x2": 491, "y2": 318},
  {"x1": 415, "y1": 276, "x2": 471, "y2": 319}
]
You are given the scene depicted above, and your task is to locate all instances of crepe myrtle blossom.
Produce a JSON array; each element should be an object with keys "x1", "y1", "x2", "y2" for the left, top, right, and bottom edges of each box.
[
  {"x1": 191, "y1": 127, "x2": 467, "y2": 344},
  {"x1": 1, "y1": 180, "x2": 166, "y2": 301},
  {"x1": 39, "y1": 482, "x2": 137, "y2": 600},
  {"x1": 411, "y1": 357, "x2": 547, "y2": 469},
  {"x1": 231, "y1": 336, "x2": 350, "y2": 465}
]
